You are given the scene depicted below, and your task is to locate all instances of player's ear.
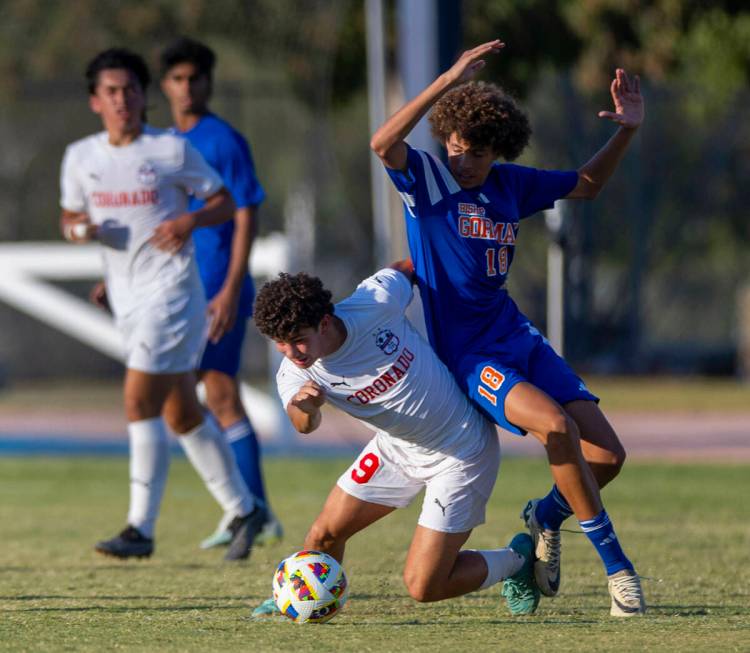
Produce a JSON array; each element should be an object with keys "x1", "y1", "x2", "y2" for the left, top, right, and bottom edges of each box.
[
  {"x1": 89, "y1": 94, "x2": 102, "y2": 115},
  {"x1": 318, "y1": 314, "x2": 332, "y2": 334}
]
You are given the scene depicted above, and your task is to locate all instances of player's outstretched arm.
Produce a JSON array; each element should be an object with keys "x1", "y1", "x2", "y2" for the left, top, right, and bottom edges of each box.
[
  {"x1": 60, "y1": 210, "x2": 98, "y2": 243},
  {"x1": 150, "y1": 187, "x2": 235, "y2": 254},
  {"x1": 567, "y1": 69, "x2": 644, "y2": 200},
  {"x1": 370, "y1": 39, "x2": 504, "y2": 170},
  {"x1": 287, "y1": 381, "x2": 326, "y2": 434}
]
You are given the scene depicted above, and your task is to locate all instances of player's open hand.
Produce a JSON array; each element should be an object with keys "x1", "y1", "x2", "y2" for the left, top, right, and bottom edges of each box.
[
  {"x1": 150, "y1": 213, "x2": 196, "y2": 253},
  {"x1": 444, "y1": 39, "x2": 504, "y2": 86},
  {"x1": 598, "y1": 69, "x2": 644, "y2": 129},
  {"x1": 291, "y1": 381, "x2": 326, "y2": 414},
  {"x1": 207, "y1": 288, "x2": 239, "y2": 344}
]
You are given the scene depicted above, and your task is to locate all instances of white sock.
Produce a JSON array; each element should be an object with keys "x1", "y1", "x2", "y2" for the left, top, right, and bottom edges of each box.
[
  {"x1": 127, "y1": 417, "x2": 170, "y2": 539},
  {"x1": 177, "y1": 419, "x2": 254, "y2": 518},
  {"x1": 473, "y1": 548, "x2": 526, "y2": 590}
]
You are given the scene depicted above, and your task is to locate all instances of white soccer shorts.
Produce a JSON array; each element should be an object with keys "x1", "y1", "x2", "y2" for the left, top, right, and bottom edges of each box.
[
  {"x1": 118, "y1": 289, "x2": 208, "y2": 374},
  {"x1": 337, "y1": 424, "x2": 501, "y2": 533}
]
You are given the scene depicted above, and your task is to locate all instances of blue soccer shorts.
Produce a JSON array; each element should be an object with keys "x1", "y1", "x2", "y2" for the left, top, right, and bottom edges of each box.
[
  {"x1": 198, "y1": 315, "x2": 248, "y2": 377},
  {"x1": 455, "y1": 322, "x2": 598, "y2": 435}
]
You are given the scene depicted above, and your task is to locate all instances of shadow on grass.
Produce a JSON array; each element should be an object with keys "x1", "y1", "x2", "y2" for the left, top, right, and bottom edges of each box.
[{"x1": 6, "y1": 604, "x2": 239, "y2": 613}]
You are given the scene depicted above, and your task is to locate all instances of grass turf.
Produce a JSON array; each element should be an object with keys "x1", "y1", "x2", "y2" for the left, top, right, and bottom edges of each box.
[{"x1": 0, "y1": 456, "x2": 748, "y2": 652}]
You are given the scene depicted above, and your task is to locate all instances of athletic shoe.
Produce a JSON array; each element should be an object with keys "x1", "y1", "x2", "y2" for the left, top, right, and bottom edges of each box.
[
  {"x1": 256, "y1": 516, "x2": 284, "y2": 547},
  {"x1": 608, "y1": 569, "x2": 646, "y2": 617},
  {"x1": 200, "y1": 528, "x2": 233, "y2": 550},
  {"x1": 224, "y1": 506, "x2": 268, "y2": 561},
  {"x1": 251, "y1": 597, "x2": 283, "y2": 619},
  {"x1": 521, "y1": 498, "x2": 561, "y2": 597},
  {"x1": 501, "y1": 532, "x2": 540, "y2": 616},
  {"x1": 95, "y1": 525, "x2": 153, "y2": 559}
]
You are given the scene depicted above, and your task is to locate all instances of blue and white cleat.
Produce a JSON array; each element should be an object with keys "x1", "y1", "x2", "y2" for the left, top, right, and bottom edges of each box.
[
  {"x1": 501, "y1": 532, "x2": 541, "y2": 616},
  {"x1": 200, "y1": 528, "x2": 233, "y2": 550},
  {"x1": 522, "y1": 498, "x2": 561, "y2": 597},
  {"x1": 608, "y1": 569, "x2": 646, "y2": 617}
]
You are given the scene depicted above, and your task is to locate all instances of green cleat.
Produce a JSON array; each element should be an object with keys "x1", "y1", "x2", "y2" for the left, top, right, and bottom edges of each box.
[
  {"x1": 501, "y1": 532, "x2": 541, "y2": 616},
  {"x1": 251, "y1": 597, "x2": 283, "y2": 619},
  {"x1": 200, "y1": 528, "x2": 233, "y2": 550},
  {"x1": 256, "y1": 516, "x2": 284, "y2": 547}
]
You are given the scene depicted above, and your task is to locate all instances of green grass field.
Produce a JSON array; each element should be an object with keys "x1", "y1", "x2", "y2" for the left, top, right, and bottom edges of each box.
[{"x1": 0, "y1": 456, "x2": 748, "y2": 652}]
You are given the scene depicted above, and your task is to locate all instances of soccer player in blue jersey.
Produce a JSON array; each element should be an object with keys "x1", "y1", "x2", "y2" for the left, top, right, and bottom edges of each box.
[
  {"x1": 371, "y1": 40, "x2": 645, "y2": 616},
  {"x1": 160, "y1": 37, "x2": 281, "y2": 549}
]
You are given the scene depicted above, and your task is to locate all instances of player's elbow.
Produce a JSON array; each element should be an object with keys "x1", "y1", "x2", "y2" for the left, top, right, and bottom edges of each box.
[
  {"x1": 574, "y1": 173, "x2": 603, "y2": 200},
  {"x1": 369, "y1": 134, "x2": 388, "y2": 160}
]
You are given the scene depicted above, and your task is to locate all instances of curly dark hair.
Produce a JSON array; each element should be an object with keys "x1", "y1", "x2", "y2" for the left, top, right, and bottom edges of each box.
[
  {"x1": 429, "y1": 81, "x2": 531, "y2": 161},
  {"x1": 254, "y1": 272, "x2": 334, "y2": 341}
]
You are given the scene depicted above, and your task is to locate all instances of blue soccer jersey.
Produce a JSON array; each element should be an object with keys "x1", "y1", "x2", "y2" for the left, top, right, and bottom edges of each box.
[
  {"x1": 177, "y1": 113, "x2": 265, "y2": 317},
  {"x1": 385, "y1": 144, "x2": 595, "y2": 433}
]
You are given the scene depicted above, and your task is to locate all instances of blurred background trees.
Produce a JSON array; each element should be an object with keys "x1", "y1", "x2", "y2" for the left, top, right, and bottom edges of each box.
[{"x1": 0, "y1": 0, "x2": 748, "y2": 379}]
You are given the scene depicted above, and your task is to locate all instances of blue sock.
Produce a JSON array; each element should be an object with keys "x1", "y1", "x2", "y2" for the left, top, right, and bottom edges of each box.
[
  {"x1": 226, "y1": 418, "x2": 267, "y2": 505},
  {"x1": 534, "y1": 485, "x2": 574, "y2": 530},
  {"x1": 579, "y1": 509, "x2": 633, "y2": 576}
]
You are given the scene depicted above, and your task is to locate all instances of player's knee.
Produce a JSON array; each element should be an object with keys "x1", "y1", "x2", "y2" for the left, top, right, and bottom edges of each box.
[
  {"x1": 403, "y1": 570, "x2": 441, "y2": 603},
  {"x1": 124, "y1": 394, "x2": 162, "y2": 422},
  {"x1": 539, "y1": 411, "x2": 576, "y2": 442},
  {"x1": 205, "y1": 381, "x2": 244, "y2": 422}
]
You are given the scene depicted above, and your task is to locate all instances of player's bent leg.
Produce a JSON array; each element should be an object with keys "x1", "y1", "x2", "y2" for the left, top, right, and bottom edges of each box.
[
  {"x1": 403, "y1": 527, "x2": 479, "y2": 602},
  {"x1": 505, "y1": 382, "x2": 604, "y2": 597},
  {"x1": 564, "y1": 400, "x2": 626, "y2": 489},
  {"x1": 304, "y1": 485, "x2": 395, "y2": 562}
]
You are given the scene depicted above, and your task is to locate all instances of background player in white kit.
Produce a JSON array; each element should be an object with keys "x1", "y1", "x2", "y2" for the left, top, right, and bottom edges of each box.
[
  {"x1": 59, "y1": 48, "x2": 265, "y2": 560},
  {"x1": 250, "y1": 263, "x2": 541, "y2": 617}
]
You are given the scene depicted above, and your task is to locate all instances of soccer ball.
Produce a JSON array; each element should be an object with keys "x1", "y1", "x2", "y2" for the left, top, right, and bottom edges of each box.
[{"x1": 272, "y1": 550, "x2": 349, "y2": 624}]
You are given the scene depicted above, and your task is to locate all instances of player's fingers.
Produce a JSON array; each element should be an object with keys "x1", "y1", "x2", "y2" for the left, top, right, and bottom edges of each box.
[
  {"x1": 597, "y1": 111, "x2": 623, "y2": 123},
  {"x1": 634, "y1": 75, "x2": 641, "y2": 94}
]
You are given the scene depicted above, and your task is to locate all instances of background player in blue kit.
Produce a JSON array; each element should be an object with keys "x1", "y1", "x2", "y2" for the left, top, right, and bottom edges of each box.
[
  {"x1": 371, "y1": 40, "x2": 646, "y2": 616},
  {"x1": 160, "y1": 37, "x2": 281, "y2": 549}
]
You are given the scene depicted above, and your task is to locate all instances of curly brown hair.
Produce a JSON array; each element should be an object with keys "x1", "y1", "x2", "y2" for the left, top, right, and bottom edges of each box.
[
  {"x1": 429, "y1": 81, "x2": 531, "y2": 160},
  {"x1": 253, "y1": 272, "x2": 334, "y2": 341}
]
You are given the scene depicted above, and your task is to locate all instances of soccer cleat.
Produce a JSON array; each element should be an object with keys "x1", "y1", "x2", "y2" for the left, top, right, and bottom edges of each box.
[
  {"x1": 521, "y1": 498, "x2": 561, "y2": 597},
  {"x1": 256, "y1": 515, "x2": 284, "y2": 547},
  {"x1": 501, "y1": 532, "x2": 541, "y2": 616},
  {"x1": 95, "y1": 525, "x2": 154, "y2": 559},
  {"x1": 608, "y1": 569, "x2": 646, "y2": 617},
  {"x1": 200, "y1": 528, "x2": 233, "y2": 550},
  {"x1": 251, "y1": 597, "x2": 283, "y2": 619},
  {"x1": 224, "y1": 506, "x2": 268, "y2": 561}
]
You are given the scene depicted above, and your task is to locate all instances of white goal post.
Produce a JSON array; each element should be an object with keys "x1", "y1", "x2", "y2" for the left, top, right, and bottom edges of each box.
[{"x1": 0, "y1": 234, "x2": 294, "y2": 443}]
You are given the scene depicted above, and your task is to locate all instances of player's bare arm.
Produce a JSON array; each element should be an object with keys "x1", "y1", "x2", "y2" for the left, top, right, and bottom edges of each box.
[
  {"x1": 370, "y1": 39, "x2": 504, "y2": 171},
  {"x1": 567, "y1": 69, "x2": 644, "y2": 200},
  {"x1": 60, "y1": 210, "x2": 99, "y2": 243},
  {"x1": 207, "y1": 205, "x2": 257, "y2": 344},
  {"x1": 150, "y1": 187, "x2": 235, "y2": 253},
  {"x1": 287, "y1": 381, "x2": 326, "y2": 434}
]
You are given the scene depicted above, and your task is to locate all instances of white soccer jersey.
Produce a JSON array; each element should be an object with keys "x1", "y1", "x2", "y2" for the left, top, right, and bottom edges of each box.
[
  {"x1": 276, "y1": 268, "x2": 491, "y2": 459},
  {"x1": 59, "y1": 126, "x2": 223, "y2": 318}
]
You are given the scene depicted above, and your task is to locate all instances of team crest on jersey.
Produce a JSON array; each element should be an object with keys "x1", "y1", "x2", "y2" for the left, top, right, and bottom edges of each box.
[
  {"x1": 373, "y1": 328, "x2": 399, "y2": 355},
  {"x1": 136, "y1": 162, "x2": 158, "y2": 186}
]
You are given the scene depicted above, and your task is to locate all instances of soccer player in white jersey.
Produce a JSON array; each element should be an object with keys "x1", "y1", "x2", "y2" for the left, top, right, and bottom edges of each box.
[
  {"x1": 250, "y1": 262, "x2": 541, "y2": 617},
  {"x1": 59, "y1": 48, "x2": 265, "y2": 560}
]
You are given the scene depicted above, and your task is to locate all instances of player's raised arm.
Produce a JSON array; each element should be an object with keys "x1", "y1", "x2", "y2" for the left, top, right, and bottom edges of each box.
[
  {"x1": 566, "y1": 69, "x2": 644, "y2": 200},
  {"x1": 287, "y1": 381, "x2": 326, "y2": 434},
  {"x1": 150, "y1": 187, "x2": 235, "y2": 253},
  {"x1": 370, "y1": 39, "x2": 504, "y2": 171}
]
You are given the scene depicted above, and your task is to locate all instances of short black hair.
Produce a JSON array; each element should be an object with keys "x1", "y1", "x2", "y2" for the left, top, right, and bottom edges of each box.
[
  {"x1": 85, "y1": 48, "x2": 151, "y2": 95},
  {"x1": 160, "y1": 37, "x2": 216, "y2": 79}
]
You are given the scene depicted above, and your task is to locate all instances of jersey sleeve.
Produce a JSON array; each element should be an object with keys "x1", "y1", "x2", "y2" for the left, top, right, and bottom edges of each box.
[
  {"x1": 219, "y1": 130, "x2": 266, "y2": 209},
  {"x1": 505, "y1": 164, "x2": 578, "y2": 218},
  {"x1": 59, "y1": 145, "x2": 87, "y2": 212},
  {"x1": 276, "y1": 359, "x2": 310, "y2": 409},
  {"x1": 384, "y1": 143, "x2": 462, "y2": 218},
  {"x1": 175, "y1": 140, "x2": 224, "y2": 199},
  {"x1": 349, "y1": 268, "x2": 413, "y2": 320}
]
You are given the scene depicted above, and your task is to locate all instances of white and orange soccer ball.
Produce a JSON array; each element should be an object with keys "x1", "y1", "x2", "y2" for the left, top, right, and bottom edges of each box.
[{"x1": 272, "y1": 550, "x2": 349, "y2": 624}]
